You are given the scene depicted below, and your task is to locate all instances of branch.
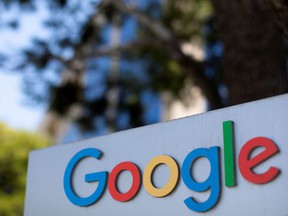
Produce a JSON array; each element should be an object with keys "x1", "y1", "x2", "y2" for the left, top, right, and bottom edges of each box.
[
  {"x1": 175, "y1": 48, "x2": 223, "y2": 110},
  {"x1": 104, "y1": 0, "x2": 223, "y2": 109},
  {"x1": 104, "y1": 0, "x2": 173, "y2": 41},
  {"x1": 51, "y1": 0, "x2": 223, "y2": 109},
  {"x1": 81, "y1": 40, "x2": 161, "y2": 58},
  {"x1": 52, "y1": 41, "x2": 222, "y2": 109},
  {"x1": 49, "y1": 40, "x2": 160, "y2": 65}
]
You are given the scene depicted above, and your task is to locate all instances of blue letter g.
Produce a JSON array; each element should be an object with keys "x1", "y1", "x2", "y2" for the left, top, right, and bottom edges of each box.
[{"x1": 63, "y1": 148, "x2": 108, "y2": 207}]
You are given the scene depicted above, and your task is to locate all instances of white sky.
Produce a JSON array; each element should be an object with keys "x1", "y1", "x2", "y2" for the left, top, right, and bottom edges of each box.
[
  {"x1": 0, "y1": 4, "x2": 48, "y2": 131},
  {"x1": 0, "y1": 72, "x2": 45, "y2": 130}
]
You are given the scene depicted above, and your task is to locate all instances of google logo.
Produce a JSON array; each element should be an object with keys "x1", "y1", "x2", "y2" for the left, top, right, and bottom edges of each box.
[{"x1": 63, "y1": 121, "x2": 280, "y2": 213}]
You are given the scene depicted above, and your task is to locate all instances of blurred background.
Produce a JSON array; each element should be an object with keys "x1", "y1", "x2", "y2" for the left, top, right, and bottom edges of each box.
[{"x1": 0, "y1": 0, "x2": 287, "y2": 215}]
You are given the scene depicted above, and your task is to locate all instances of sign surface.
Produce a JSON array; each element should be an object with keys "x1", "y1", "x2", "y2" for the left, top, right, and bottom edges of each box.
[{"x1": 25, "y1": 94, "x2": 288, "y2": 215}]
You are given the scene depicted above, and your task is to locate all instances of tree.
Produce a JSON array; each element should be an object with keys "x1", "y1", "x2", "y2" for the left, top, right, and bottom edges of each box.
[
  {"x1": 211, "y1": 0, "x2": 288, "y2": 105},
  {"x1": 0, "y1": 123, "x2": 50, "y2": 216},
  {"x1": 0, "y1": 0, "x2": 287, "y2": 135}
]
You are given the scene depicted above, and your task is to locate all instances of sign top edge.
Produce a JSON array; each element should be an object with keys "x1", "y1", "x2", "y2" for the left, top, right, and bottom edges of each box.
[{"x1": 30, "y1": 93, "x2": 288, "y2": 154}]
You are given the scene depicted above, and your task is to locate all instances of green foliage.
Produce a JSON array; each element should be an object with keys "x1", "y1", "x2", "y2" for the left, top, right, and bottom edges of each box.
[
  {"x1": 162, "y1": 0, "x2": 213, "y2": 40},
  {"x1": 0, "y1": 124, "x2": 50, "y2": 216}
]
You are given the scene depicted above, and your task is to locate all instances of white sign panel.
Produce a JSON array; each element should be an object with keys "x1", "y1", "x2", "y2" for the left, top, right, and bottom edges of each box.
[{"x1": 25, "y1": 94, "x2": 288, "y2": 215}]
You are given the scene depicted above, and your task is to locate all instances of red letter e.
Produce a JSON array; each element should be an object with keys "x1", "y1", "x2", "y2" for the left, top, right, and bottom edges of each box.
[{"x1": 238, "y1": 137, "x2": 280, "y2": 184}]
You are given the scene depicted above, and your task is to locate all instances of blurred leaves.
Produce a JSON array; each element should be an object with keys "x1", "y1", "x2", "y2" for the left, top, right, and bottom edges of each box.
[
  {"x1": 160, "y1": 0, "x2": 212, "y2": 40},
  {"x1": 0, "y1": 0, "x2": 214, "y2": 132},
  {"x1": 17, "y1": 39, "x2": 52, "y2": 71},
  {"x1": 6, "y1": 20, "x2": 19, "y2": 29},
  {"x1": 49, "y1": 81, "x2": 82, "y2": 115},
  {"x1": 0, "y1": 54, "x2": 7, "y2": 67}
]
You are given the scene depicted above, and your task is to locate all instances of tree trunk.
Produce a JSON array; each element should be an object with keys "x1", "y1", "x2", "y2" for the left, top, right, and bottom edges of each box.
[{"x1": 211, "y1": 0, "x2": 288, "y2": 105}]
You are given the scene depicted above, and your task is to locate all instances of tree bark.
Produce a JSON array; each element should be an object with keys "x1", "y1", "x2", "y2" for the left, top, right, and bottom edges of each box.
[
  {"x1": 264, "y1": 0, "x2": 288, "y2": 39},
  {"x1": 211, "y1": 0, "x2": 288, "y2": 105}
]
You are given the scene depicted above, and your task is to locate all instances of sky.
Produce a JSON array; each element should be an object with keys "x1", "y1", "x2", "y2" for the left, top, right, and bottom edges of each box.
[
  {"x1": 0, "y1": 72, "x2": 45, "y2": 130},
  {"x1": 0, "y1": 4, "x2": 48, "y2": 131}
]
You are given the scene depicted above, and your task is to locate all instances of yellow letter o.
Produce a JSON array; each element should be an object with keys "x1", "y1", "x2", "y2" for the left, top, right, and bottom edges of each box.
[{"x1": 143, "y1": 155, "x2": 179, "y2": 197}]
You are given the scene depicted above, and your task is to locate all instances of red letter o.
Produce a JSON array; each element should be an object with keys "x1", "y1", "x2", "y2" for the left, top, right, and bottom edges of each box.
[{"x1": 108, "y1": 162, "x2": 141, "y2": 202}]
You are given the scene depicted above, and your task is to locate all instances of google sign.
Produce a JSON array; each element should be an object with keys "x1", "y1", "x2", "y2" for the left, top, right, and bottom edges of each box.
[
  {"x1": 24, "y1": 95, "x2": 288, "y2": 216},
  {"x1": 63, "y1": 121, "x2": 280, "y2": 213}
]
